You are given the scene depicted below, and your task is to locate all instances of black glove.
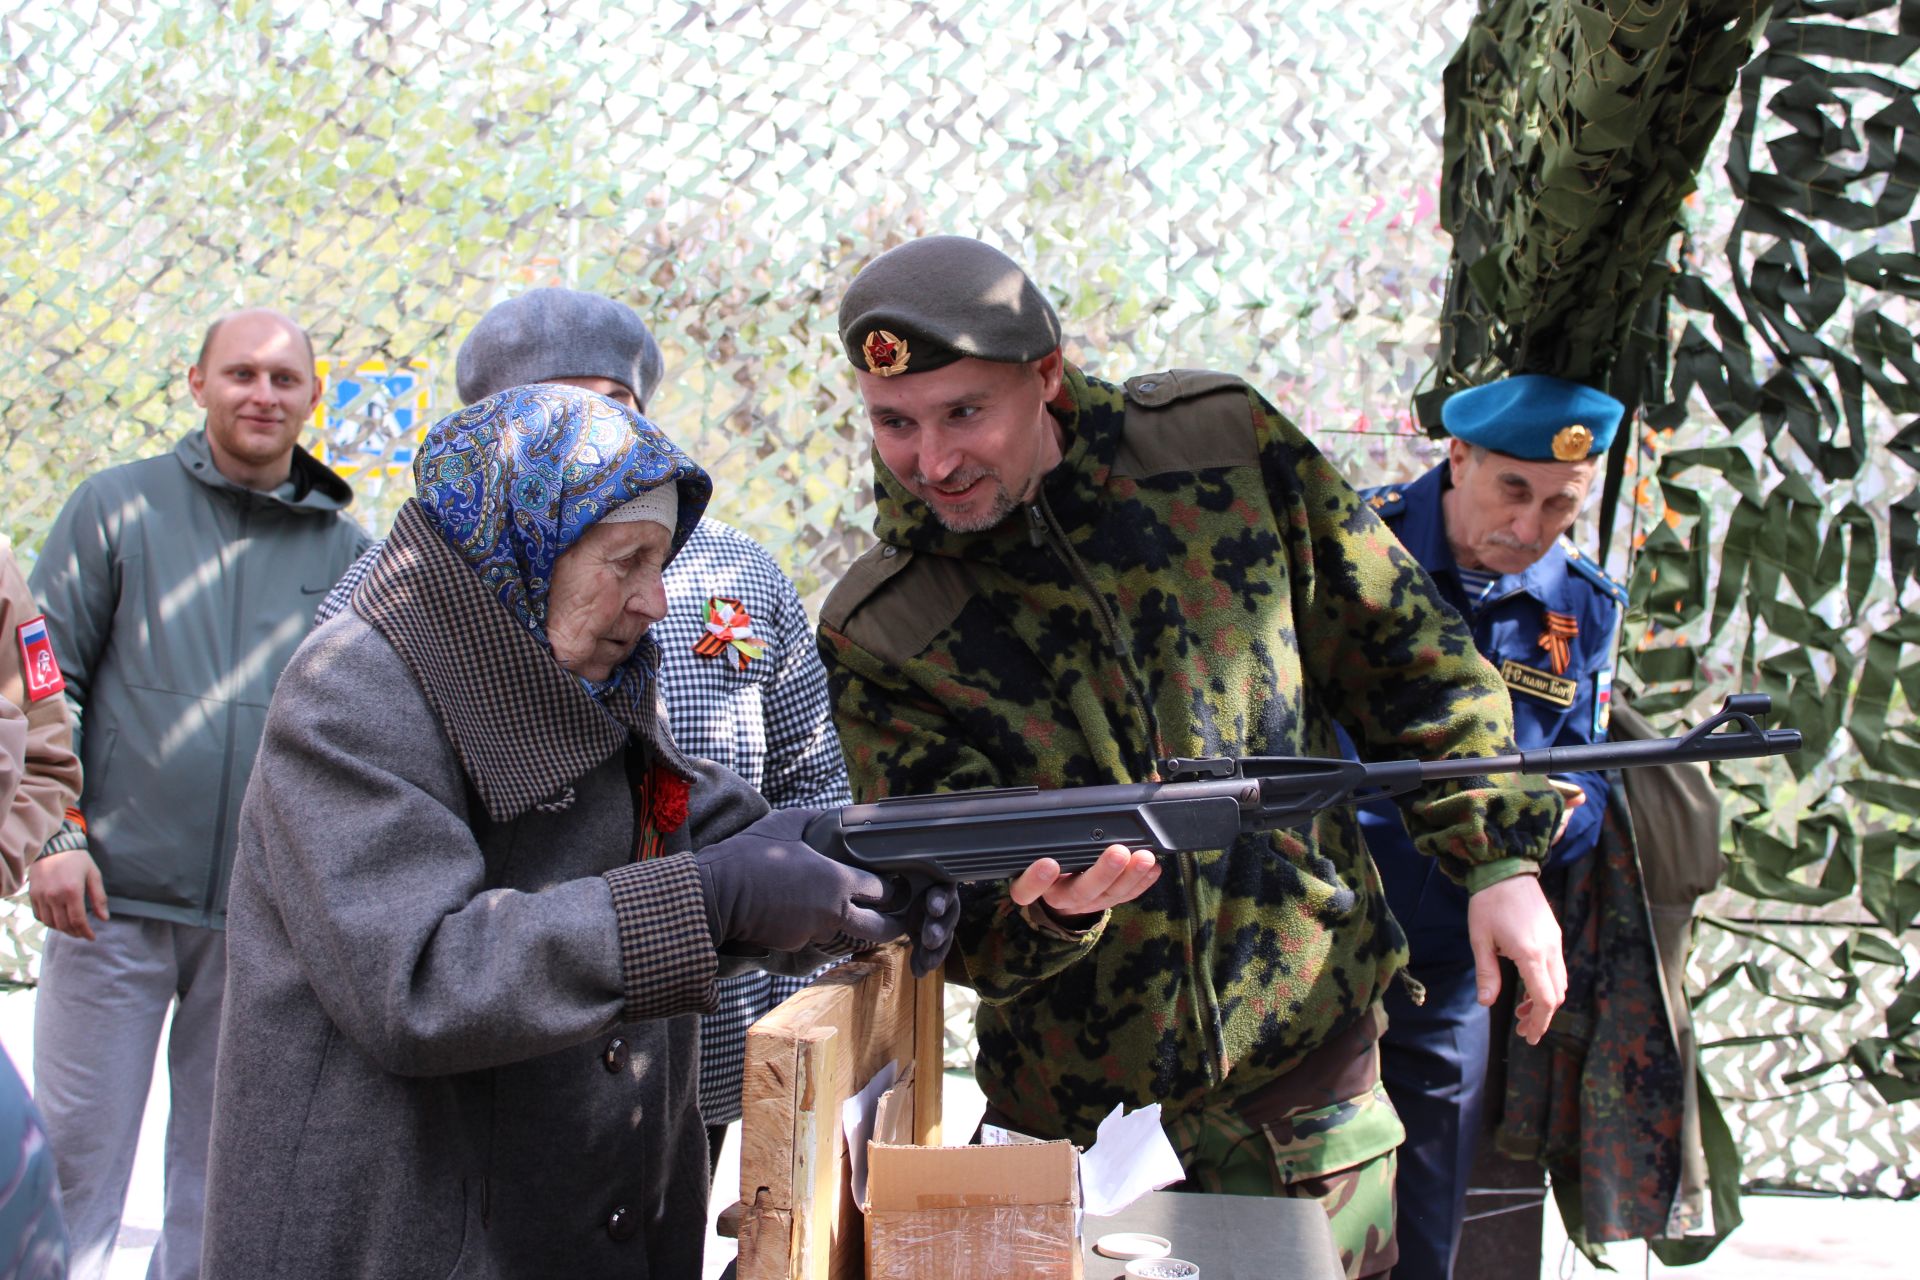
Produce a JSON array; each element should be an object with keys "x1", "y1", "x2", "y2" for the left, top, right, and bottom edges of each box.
[
  {"x1": 693, "y1": 808, "x2": 906, "y2": 954},
  {"x1": 905, "y1": 883, "x2": 961, "y2": 979}
]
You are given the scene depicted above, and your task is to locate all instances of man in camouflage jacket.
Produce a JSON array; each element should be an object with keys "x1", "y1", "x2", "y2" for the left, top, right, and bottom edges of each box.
[{"x1": 816, "y1": 236, "x2": 1567, "y2": 1278}]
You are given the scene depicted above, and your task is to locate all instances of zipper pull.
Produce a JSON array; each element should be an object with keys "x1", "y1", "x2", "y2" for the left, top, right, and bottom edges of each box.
[{"x1": 1027, "y1": 503, "x2": 1047, "y2": 547}]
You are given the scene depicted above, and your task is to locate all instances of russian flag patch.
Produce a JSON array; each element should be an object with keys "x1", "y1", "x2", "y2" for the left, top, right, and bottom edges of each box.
[
  {"x1": 17, "y1": 615, "x2": 64, "y2": 702},
  {"x1": 1594, "y1": 667, "x2": 1613, "y2": 737}
]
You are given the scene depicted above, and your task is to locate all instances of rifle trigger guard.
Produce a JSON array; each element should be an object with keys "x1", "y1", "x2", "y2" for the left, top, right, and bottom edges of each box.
[{"x1": 869, "y1": 870, "x2": 932, "y2": 918}]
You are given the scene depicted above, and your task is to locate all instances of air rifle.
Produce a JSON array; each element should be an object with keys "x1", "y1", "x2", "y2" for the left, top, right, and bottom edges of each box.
[{"x1": 804, "y1": 694, "x2": 1799, "y2": 908}]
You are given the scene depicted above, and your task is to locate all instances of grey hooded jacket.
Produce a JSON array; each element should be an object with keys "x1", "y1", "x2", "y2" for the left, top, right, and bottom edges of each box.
[{"x1": 30, "y1": 429, "x2": 369, "y2": 927}]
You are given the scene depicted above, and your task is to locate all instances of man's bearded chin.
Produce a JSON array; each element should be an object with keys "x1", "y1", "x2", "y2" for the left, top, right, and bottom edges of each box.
[{"x1": 916, "y1": 468, "x2": 1019, "y2": 533}]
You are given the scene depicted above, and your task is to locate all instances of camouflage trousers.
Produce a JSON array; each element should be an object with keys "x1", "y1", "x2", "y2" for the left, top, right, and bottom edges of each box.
[{"x1": 1162, "y1": 1007, "x2": 1404, "y2": 1279}]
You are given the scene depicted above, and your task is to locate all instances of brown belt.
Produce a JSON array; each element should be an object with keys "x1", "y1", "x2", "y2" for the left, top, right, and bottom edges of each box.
[{"x1": 1232, "y1": 1003, "x2": 1388, "y2": 1130}]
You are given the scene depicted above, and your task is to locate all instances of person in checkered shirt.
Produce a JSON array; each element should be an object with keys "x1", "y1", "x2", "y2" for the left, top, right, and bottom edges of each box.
[{"x1": 316, "y1": 288, "x2": 851, "y2": 1177}]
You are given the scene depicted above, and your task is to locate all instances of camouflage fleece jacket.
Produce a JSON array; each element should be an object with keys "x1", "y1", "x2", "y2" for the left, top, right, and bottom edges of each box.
[{"x1": 818, "y1": 366, "x2": 1560, "y2": 1144}]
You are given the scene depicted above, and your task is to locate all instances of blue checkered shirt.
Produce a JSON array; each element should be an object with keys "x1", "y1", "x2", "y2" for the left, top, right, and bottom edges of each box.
[{"x1": 316, "y1": 517, "x2": 852, "y2": 1123}]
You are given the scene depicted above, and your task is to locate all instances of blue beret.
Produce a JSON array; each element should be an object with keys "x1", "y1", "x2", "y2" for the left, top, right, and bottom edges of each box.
[{"x1": 1440, "y1": 374, "x2": 1624, "y2": 461}]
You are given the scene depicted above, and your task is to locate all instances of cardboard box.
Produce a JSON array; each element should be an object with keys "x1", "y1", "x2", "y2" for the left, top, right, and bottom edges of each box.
[{"x1": 862, "y1": 1075, "x2": 1083, "y2": 1279}]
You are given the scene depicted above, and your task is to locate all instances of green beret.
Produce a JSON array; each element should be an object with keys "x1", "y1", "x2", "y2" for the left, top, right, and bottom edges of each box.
[
  {"x1": 1441, "y1": 374, "x2": 1624, "y2": 461},
  {"x1": 838, "y1": 236, "x2": 1062, "y2": 378}
]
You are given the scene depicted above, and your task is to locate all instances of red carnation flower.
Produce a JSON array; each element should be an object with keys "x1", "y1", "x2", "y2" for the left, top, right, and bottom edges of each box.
[{"x1": 652, "y1": 768, "x2": 690, "y2": 835}]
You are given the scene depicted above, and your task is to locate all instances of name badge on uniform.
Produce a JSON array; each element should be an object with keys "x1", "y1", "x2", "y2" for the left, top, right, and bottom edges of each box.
[
  {"x1": 17, "y1": 615, "x2": 65, "y2": 702},
  {"x1": 1500, "y1": 658, "x2": 1576, "y2": 708}
]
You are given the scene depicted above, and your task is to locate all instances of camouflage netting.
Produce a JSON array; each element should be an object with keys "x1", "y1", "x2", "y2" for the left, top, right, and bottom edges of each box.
[
  {"x1": 1432, "y1": 0, "x2": 1919, "y2": 1204},
  {"x1": 1631, "y1": 0, "x2": 1920, "y2": 1200},
  {"x1": 0, "y1": 0, "x2": 1469, "y2": 581},
  {"x1": 1433, "y1": 0, "x2": 1768, "y2": 404},
  {"x1": 0, "y1": 0, "x2": 1910, "y2": 1197}
]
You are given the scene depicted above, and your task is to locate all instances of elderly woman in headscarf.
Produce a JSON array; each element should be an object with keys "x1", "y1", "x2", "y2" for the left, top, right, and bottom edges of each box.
[{"x1": 202, "y1": 385, "x2": 910, "y2": 1279}]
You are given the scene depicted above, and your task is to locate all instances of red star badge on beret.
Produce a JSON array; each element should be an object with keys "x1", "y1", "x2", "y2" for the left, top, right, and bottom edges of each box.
[{"x1": 862, "y1": 329, "x2": 910, "y2": 377}]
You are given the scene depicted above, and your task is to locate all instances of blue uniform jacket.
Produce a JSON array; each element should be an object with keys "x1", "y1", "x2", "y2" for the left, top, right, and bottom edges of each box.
[{"x1": 1359, "y1": 462, "x2": 1623, "y2": 968}]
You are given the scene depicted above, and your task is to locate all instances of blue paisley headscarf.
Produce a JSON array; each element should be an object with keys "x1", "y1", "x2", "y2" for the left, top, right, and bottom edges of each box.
[{"x1": 413, "y1": 383, "x2": 713, "y2": 699}]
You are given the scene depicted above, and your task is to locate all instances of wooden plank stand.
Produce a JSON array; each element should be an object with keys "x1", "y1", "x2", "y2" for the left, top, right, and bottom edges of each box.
[{"x1": 730, "y1": 943, "x2": 944, "y2": 1280}]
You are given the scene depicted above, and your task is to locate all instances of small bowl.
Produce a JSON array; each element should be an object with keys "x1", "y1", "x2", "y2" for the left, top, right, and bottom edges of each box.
[
  {"x1": 1094, "y1": 1231, "x2": 1172, "y2": 1261},
  {"x1": 1125, "y1": 1259, "x2": 1200, "y2": 1279}
]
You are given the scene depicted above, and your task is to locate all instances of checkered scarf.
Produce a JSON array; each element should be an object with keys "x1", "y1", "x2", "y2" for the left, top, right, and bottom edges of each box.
[
  {"x1": 357, "y1": 499, "x2": 702, "y2": 822},
  {"x1": 413, "y1": 383, "x2": 712, "y2": 700}
]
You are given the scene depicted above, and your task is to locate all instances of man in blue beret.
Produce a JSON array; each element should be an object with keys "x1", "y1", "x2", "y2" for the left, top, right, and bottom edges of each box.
[{"x1": 1356, "y1": 372, "x2": 1627, "y2": 1280}]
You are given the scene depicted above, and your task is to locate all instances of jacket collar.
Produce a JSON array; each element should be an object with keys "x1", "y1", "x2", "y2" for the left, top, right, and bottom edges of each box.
[
  {"x1": 352, "y1": 499, "x2": 692, "y2": 823},
  {"x1": 867, "y1": 364, "x2": 1125, "y2": 564},
  {"x1": 174, "y1": 429, "x2": 356, "y2": 512},
  {"x1": 1396, "y1": 462, "x2": 1574, "y2": 612}
]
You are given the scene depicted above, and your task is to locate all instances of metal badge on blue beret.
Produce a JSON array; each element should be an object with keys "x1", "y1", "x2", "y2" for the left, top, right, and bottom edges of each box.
[{"x1": 1440, "y1": 374, "x2": 1625, "y2": 461}]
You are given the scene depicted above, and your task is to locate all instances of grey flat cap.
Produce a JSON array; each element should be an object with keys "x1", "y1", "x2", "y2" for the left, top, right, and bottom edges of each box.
[
  {"x1": 456, "y1": 288, "x2": 666, "y2": 408},
  {"x1": 837, "y1": 236, "x2": 1061, "y2": 378}
]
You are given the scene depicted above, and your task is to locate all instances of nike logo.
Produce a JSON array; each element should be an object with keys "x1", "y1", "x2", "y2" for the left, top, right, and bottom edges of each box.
[{"x1": 300, "y1": 584, "x2": 331, "y2": 595}]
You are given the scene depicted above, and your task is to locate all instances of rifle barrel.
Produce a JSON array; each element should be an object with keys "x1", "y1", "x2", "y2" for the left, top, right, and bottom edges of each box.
[{"x1": 1414, "y1": 724, "x2": 1800, "y2": 783}]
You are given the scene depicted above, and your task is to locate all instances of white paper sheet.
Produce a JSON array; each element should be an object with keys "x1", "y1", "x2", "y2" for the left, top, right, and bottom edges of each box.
[
  {"x1": 1077, "y1": 1102, "x2": 1187, "y2": 1218},
  {"x1": 840, "y1": 1058, "x2": 901, "y2": 1208}
]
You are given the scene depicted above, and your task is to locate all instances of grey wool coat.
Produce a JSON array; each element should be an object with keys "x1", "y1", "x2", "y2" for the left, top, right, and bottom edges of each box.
[{"x1": 204, "y1": 500, "x2": 782, "y2": 1280}]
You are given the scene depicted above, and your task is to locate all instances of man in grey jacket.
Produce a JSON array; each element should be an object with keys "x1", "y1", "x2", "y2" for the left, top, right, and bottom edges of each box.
[{"x1": 28, "y1": 308, "x2": 370, "y2": 1280}]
